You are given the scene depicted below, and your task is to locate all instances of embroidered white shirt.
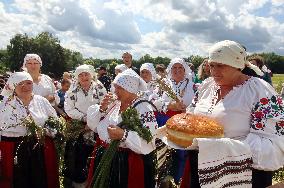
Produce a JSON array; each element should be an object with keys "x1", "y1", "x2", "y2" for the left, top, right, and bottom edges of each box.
[
  {"x1": 87, "y1": 98, "x2": 157, "y2": 155},
  {"x1": 0, "y1": 95, "x2": 57, "y2": 137},
  {"x1": 190, "y1": 77, "x2": 284, "y2": 171},
  {"x1": 64, "y1": 81, "x2": 107, "y2": 120}
]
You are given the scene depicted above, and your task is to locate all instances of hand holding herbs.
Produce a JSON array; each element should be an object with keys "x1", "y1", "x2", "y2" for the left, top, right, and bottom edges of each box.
[{"x1": 91, "y1": 107, "x2": 153, "y2": 188}]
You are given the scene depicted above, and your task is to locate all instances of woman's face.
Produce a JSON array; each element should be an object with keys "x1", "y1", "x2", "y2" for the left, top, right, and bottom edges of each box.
[
  {"x1": 113, "y1": 84, "x2": 130, "y2": 101},
  {"x1": 25, "y1": 59, "x2": 41, "y2": 74},
  {"x1": 140, "y1": 69, "x2": 152, "y2": 83},
  {"x1": 209, "y1": 62, "x2": 240, "y2": 86},
  {"x1": 115, "y1": 69, "x2": 122, "y2": 76},
  {"x1": 171, "y1": 63, "x2": 185, "y2": 82},
  {"x1": 78, "y1": 72, "x2": 92, "y2": 87},
  {"x1": 203, "y1": 61, "x2": 210, "y2": 75},
  {"x1": 15, "y1": 80, "x2": 33, "y2": 97}
]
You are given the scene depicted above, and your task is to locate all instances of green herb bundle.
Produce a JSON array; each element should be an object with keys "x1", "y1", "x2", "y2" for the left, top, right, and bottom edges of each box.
[
  {"x1": 91, "y1": 107, "x2": 153, "y2": 188},
  {"x1": 22, "y1": 115, "x2": 45, "y2": 145},
  {"x1": 63, "y1": 119, "x2": 86, "y2": 141}
]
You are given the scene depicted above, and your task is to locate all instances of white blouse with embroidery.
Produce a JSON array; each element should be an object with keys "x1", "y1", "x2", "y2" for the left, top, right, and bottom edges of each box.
[
  {"x1": 141, "y1": 81, "x2": 161, "y2": 102},
  {"x1": 0, "y1": 95, "x2": 57, "y2": 137},
  {"x1": 87, "y1": 98, "x2": 157, "y2": 155},
  {"x1": 64, "y1": 81, "x2": 107, "y2": 120},
  {"x1": 33, "y1": 74, "x2": 56, "y2": 98},
  {"x1": 154, "y1": 78, "x2": 195, "y2": 112},
  {"x1": 190, "y1": 77, "x2": 284, "y2": 171}
]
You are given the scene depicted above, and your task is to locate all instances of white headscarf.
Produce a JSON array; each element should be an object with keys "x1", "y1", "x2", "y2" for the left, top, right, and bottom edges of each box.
[
  {"x1": 113, "y1": 69, "x2": 147, "y2": 94},
  {"x1": 208, "y1": 40, "x2": 263, "y2": 76},
  {"x1": 140, "y1": 63, "x2": 158, "y2": 80},
  {"x1": 115, "y1": 64, "x2": 128, "y2": 72},
  {"x1": 74, "y1": 64, "x2": 97, "y2": 80},
  {"x1": 166, "y1": 57, "x2": 192, "y2": 80},
  {"x1": 23, "y1": 54, "x2": 43, "y2": 68},
  {"x1": 1, "y1": 72, "x2": 33, "y2": 97}
]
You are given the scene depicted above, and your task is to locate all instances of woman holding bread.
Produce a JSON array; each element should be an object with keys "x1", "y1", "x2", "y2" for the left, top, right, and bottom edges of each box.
[{"x1": 182, "y1": 40, "x2": 284, "y2": 188}]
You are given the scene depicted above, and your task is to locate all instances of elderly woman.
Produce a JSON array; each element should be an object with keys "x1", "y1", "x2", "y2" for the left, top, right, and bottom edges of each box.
[
  {"x1": 86, "y1": 69, "x2": 157, "y2": 188},
  {"x1": 154, "y1": 58, "x2": 195, "y2": 185},
  {"x1": 139, "y1": 63, "x2": 160, "y2": 100},
  {"x1": 63, "y1": 64, "x2": 107, "y2": 188},
  {"x1": 155, "y1": 58, "x2": 195, "y2": 114},
  {"x1": 182, "y1": 40, "x2": 284, "y2": 188},
  {"x1": 0, "y1": 72, "x2": 59, "y2": 188}
]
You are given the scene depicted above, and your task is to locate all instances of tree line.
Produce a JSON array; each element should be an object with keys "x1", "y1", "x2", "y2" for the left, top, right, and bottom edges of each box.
[{"x1": 0, "y1": 32, "x2": 283, "y2": 78}]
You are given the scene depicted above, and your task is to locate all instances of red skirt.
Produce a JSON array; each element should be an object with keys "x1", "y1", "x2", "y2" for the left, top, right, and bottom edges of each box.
[
  {"x1": 44, "y1": 136, "x2": 60, "y2": 188},
  {"x1": 0, "y1": 141, "x2": 15, "y2": 188},
  {"x1": 0, "y1": 136, "x2": 59, "y2": 188},
  {"x1": 87, "y1": 139, "x2": 155, "y2": 188}
]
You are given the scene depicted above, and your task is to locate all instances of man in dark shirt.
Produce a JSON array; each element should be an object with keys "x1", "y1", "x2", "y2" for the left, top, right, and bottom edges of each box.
[
  {"x1": 122, "y1": 52, "x2": 139, "y2": 74},
  {"x1": 97, "y1": 66, "x2": 112, "y2": 92}
]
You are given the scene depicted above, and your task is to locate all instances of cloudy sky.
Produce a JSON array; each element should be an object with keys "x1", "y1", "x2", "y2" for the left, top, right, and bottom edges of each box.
[{"x1": 0, "y1": 0, "x2": 284, "y2": 59}]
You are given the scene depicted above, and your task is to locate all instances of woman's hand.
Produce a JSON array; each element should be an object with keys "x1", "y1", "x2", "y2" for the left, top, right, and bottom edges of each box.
[
  {"x1": 156, "y1": 125, "x2": 167, "y2": 138},
  {"x1": 167, "y1": 101, "x2": 186, "y2": 112},
  {"x1": 100, "y1": 93, "x2": 115, "y2": 112},
  {"x1": 45, "y1": 95, "x2": 55, "y2": 102},
  {"x1": 107, "y1": 125, "x2": 125, "y2": 140}
]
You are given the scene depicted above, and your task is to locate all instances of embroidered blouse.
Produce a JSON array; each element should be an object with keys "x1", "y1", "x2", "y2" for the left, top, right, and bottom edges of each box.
[
  {"x1": 154, "y1": 78, "x2": 195, "y2": 112},
  {"x1": 190, "y1": 77, "x2": 284, "y2": 171},
  {"x1": 87, "y1": 97, "x2": 157, "y2": 155},
  {"x1": 33, "y1": 74, "x2": 57, "y2": 103},
  {"x1": 64, "y1": 81, "x2": 107, "y2": 120},
  {"x1": 0, "y1": 95, "x2": 57, "y2": 137}
]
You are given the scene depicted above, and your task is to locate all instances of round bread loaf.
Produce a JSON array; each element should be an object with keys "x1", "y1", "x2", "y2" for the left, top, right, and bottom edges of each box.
[{"x1": 166, "y1": 113, "x2": 224, "y2": 147}]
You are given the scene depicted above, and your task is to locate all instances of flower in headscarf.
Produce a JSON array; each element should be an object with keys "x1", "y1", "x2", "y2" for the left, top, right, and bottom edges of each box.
[
  {"x1": 0, "y1": 72, "x2": 33, "y2": 97},
  {"x1": 113, "y1": 69, "x2": 147, "y2": 94}
]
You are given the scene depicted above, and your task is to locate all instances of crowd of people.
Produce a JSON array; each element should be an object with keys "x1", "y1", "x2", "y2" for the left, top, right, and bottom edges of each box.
[{"x1": 0, "y1": 40, "x2": 283, "y2": 188}]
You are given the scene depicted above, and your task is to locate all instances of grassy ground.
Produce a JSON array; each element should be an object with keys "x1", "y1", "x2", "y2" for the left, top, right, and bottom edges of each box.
[{"x1": 272, "y1": 74, "x2": 284, "y2": 93}]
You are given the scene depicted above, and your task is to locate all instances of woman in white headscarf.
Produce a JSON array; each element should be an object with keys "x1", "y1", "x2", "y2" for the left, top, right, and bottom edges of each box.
[
  {"x1": 154, "y1": 58, "x2": 195, "y2": 114},
  {"x1": 86, "y1": 69, "x2": 157, "y2": 188},
  {"x1": 139, "y1": 63, "x2": 160, "y2": 101},
  {"x1": 114, "y1": 64, "x2": 128, "y2": 76},
  {"x1": 0, "y1": 72, "x2": 59, "y2": 188},
  {"x1": 63, "y1": 64, "x2": 107, "y2": 188},
  {"x1": 22, "y1": 54, "x2": 57, "y2": 104},
  {"x1": 181, "y1": 40, "x2": 284, "y2": 188},
  {"x1": 153, "y1": 58, "x2": 195, "y2": 185},
  {"x1": 109, "y1": 64, "x2": 129, "y2": 93}
]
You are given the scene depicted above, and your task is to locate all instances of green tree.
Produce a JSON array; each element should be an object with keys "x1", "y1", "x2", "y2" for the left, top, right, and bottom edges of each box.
[{"x1": 5, "y1": 32, "x2": 84, "y2": 78}]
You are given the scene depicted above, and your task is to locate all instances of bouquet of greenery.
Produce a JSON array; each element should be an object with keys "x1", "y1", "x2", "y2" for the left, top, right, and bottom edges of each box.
[
  {"x1": 44, "y1": 116, "x2": 67, "y2": 157},
  {"x1": 90, "y1": 107, "x2": 153, "y2": 188},
  {"x1": 63, "y1": 119, "x2": 86, "y2": 141}
]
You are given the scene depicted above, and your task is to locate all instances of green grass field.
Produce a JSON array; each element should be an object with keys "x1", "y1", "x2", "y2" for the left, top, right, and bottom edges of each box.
[{"x1": 272, "y1": 74, "x2": 284, "y2": 94}]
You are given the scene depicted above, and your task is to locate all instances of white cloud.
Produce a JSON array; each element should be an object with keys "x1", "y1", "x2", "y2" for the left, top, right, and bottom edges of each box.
[{"x1": 0, "y1": 0, "x2": 283, "y2": 59}]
